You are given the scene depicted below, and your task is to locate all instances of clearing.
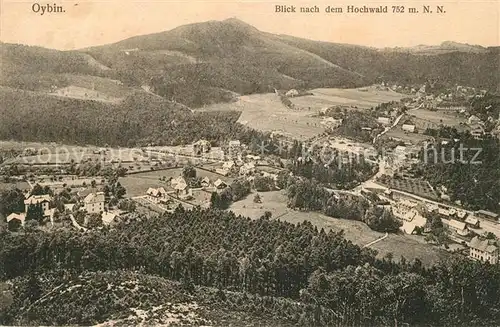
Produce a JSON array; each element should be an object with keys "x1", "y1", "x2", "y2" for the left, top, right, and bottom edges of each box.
[
  {"x1": 229, "y1": 190, "x2": 448, "y2": 266},
  {"x1": 199, "y1": 93, "x2": 325, "y2": 140},
  {"x1": 289, "y1": 87, "x2": 406, "y2": 111}
]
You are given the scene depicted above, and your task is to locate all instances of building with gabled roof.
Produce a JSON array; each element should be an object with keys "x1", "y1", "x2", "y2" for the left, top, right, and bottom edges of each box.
[
  {"x1": 402, "y1": 124, "x2": 416, "y2": 133},
  {"x1": 146, "y1": 187, "x2": 167, "y2": 203},
  {"x1": 24, "y1": 194, "x2": 51, "y2": 212},
  {"x1": 201, "y1": 176, "x2": 211, "y2": 188},
  {"x1": 7, "y1": 212, "x2": 26, "y2": 226},
  {"x1": 469, "y1": 236, "x2": 498, "y2": 264},
  {"x1": 214, "y1": 179, "x2": 227, "y2": 189},
  {"x1": 83, "y1": 192, "x2": 105, "y2": 214},
  {"x1": 465, "y1": 216, "x2": 480, "y2": 228},
  {"x1": 443, "y1": 219, "x2": 468, "y2": 236},
  {"x1": 377, "y1": 117, "x2": 391, "y2": 125},
  {"x1": 475, "y1": 210, "x2": 499, "y2": 221}
]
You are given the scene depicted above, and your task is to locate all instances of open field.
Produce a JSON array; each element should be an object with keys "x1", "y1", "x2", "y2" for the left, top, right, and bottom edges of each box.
[
  {"x1": 408, "y1": 108, "x2": 468, "y2": 127},
  {"x1": 289, "y1": 87, "x2": 406, "y2": 111},
  {"x1": 119, "y1": 169, "x2": 181, "y2": 197},
  {"x1": 0, "y1": 181, "x2": 31, "y2": 192},
  {"x1": 229, "y1": 190, "x2": 447, "y2": 266},
  {"x1": 199, "y1": 93, "x2": 325, "y2": 140}
]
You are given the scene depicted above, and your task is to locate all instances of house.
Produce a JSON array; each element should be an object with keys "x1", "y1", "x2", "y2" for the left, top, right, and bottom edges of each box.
[
  {"x1": 426, "y1": 203, "x2": 439, "y2": 213},
  {"x1": 465, "y1": 216, "x2": 480, "y2": 228},
  {"x1": 402, "y1": 124, "x2": 416, "y2": 133},
  {"x1": 146, "y1": 187, "x2": 167, "y2": 203},
  {"x1": 201, "y1": 177, "x2": 211, "y2": 188},
  {"x1": 83, "y1": 192, "x2": 105, "y2": 214},
  {"x1": 239, "y1": 162, "x2": 256, "y2": 175},
  {"x1": 401, "y1": 215, "x2": 427, "y2": 235},
  {"x1": 475, "y1": 210, "x2": 499, "y2": 221},
  {"x1": 24, "y1": 194, "x2": 51, "y2": 212},
  {"x1": 172, "y1": 177, "x2": 188, "y2": 195},
  {"x1": 469, "y1": 236, "x2": 498, "y2": 264},
  {"x1": 377, "y1": 117, "x2": 391, "y2": 125},
  {"x1": 456, "y1": 210, "x2": 467, "y2": 220},
  {"x1": 214, "y1": 179, "x2": 227, "y2": 189},
  {"x1": 193, "y1": 139, "x2": 211, "y2": 155},
  {"x1": 443, "y1": 219, "x2": 468, "y2": 236},
  {"x1": 101, "y1": 212, "x2": 118, "y2": 225},
  {"x1": 467, "y1": 115, "x2": 481, "y2": 125},
  {"x1": 222, "y1": 161, "x2": 235, "y2": 171},
  {"x1": 179, "y1": 188, "x2": 193, "y2": 200},
  {"x1": 171, "y1": 176, "x2": 187, "y2": 188},
  {"x1": 438, "y1": 207, "x2": 451, "y2": 219},
  {"x1": 470, "y1": 124, "x2": 485, "y2": 139},
  {"x1": 285, "y1": 89, "x2": 299, "y2": 97},
  {"x1": 6, "y1": 213, "x2": 26, "y2": 226},
  {"x1": 215, "y1": 168, "x2": 230, "y2": 176}
]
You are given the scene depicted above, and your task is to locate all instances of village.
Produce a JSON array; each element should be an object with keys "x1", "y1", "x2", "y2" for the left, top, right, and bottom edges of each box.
[{"x1": 1, "y1": 82, "x2": 499, "y2": 267}]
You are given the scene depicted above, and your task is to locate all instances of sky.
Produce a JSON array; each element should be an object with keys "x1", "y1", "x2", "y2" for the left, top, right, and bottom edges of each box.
[{"x1": 0, "y1": 0, "x2": 498, "y2": 50}]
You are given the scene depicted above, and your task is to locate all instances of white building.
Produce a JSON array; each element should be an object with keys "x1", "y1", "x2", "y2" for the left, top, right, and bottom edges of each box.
[
  {"x1": 467, "y1": 115, "x2": 481, "y2": 125},
  {"x1": 83, "y1": 192, "x2": 105, "y2": 214},
  {"x1": 146, "y1": 187, "x2": 167, "y2": 203},
  {"x1": 377, "y1": 117, "x2": 391, "y2": 125},
  {"x1": 6, "y1": 213, "x2": 26, "y2": 226},
  {"x1": 214, "y1": 179, "x2": 227, "y2": 189},
  {"x1": 443, "y1": 219, "x2": 468, "y2": 236},
  {"x1": 285, "y1": 89, "x2": 299, "y2": 97},
  {"x1": 469, "y1": 236, "x2": 498, "y2": 264},
  {"x1": 402, "y1": 124, "x2": 416, "y2": 133}
]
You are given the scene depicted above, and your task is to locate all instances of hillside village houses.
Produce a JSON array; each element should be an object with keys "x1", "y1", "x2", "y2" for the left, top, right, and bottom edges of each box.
[{"x1": 469, "y1": 236, "x2": 499, "y2": 264}]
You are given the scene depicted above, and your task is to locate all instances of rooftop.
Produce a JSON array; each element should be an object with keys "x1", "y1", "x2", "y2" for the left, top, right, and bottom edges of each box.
[
  {"x1": 84, "y1": 192, "x2": 105, "y2": 204},
  {"x1": 470, "y1": 236, "x2": 498, "y2": 253}
]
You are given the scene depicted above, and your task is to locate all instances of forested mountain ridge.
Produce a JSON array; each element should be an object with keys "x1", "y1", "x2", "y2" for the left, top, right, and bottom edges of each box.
[
  {"x1": 1, "y1": 19, "x2": 498, "y2": 146},
  {"x1": 2, "y1": 18, "x2": 499, "y2": 106}
]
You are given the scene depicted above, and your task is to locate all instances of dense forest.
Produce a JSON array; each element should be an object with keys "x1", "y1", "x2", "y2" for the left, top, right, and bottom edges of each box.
[
  {"x1": 0, "y1": 88, "x2": 267, "y2": 147},
  {"x1": 1, "y1": 207, "x2": 499, "y2": 326},
  {"x1": 414, "y1": 133, "x2": 500, "y2": 213},
  {"x1": 281, "y1": 174, "x2": 401, "y2": 233}
]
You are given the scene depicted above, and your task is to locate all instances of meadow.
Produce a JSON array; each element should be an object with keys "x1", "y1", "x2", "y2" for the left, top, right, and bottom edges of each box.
[
  {"x1": 229, "y1": 190, "x2": 448, "y2": 266},
  {"x1": 289, "y1": 87, "x2": 406, "y2": 111}
]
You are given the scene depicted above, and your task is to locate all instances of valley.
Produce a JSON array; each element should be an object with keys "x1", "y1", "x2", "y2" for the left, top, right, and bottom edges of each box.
[{"x1": 0, "y1": 16, "x2": 499, "y2": 327}]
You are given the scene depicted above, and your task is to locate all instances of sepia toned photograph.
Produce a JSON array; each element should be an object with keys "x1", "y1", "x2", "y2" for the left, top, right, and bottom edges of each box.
[{"x1": 0, "y1": 0, "x2": 499, "y2": 326}]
